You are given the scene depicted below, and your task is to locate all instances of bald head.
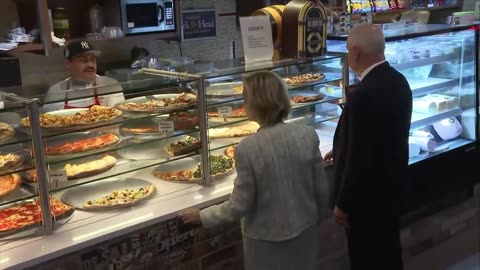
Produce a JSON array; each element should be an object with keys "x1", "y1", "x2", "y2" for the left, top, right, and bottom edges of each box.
[
  {"x1": 347, "y1": 24, "x2": 385, "y2": 55},
  {"x1": 346, "y1": 24, "x2": 386, "y2": 75}
]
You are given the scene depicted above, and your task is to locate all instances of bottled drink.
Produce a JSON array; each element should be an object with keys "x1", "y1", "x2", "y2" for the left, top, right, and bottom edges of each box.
[{"x1": 53, "y1": 7, "x2": 70, "y2": 39}]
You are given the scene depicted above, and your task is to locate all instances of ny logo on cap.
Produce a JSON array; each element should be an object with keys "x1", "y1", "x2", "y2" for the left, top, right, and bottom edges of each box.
[{"x1": 81, "y1": 42, "x2": 90, "y2": 49}]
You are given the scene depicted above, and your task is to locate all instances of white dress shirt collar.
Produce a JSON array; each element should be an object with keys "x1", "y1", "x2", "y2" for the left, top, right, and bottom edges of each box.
[{"x1": 359, "y1": 60, "x2": 387, "y2": 81}]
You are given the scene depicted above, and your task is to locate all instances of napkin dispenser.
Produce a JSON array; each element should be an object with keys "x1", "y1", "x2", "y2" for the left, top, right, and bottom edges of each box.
[{"x1": 0, "y1": 54, "x2": 21, "y2": 87}]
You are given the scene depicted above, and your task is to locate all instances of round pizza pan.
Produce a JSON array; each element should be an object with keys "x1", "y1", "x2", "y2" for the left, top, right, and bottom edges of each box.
[
  {"x1": 62, "y1": 178, "x2": 156, "y2": 211},
  {"x1": 45, "y1": 131, "x2": 123, "y2": 164},
  {"x1": 115, "y1": 94, "x2": 197, "y2": 116}
]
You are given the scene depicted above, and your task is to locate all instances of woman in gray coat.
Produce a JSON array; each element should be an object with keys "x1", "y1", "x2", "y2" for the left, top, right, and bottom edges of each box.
[{"x1": 179, "y1": 70, "x2": 329, "y2": 270}]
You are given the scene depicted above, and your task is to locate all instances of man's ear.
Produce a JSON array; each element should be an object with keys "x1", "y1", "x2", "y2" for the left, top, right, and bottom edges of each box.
[
  {"x1": 64, "y1": 59, "x2": 71, "y2": 69},
  {"x1": 352, "y1": 45, "x2": 361, "y2": 62}
]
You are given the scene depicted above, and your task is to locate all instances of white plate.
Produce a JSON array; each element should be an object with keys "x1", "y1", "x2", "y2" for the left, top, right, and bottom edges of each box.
[{"x1": 62, "y1": 178, "x2": 156, "y2": 211}]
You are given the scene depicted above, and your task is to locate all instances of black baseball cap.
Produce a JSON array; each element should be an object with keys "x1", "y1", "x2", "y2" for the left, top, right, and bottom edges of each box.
[{"x1": 64, "y1": 40, "x2": 101, "y2": 60}]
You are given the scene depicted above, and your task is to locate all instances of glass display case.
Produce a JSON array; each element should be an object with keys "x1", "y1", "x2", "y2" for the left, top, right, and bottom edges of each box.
[
  {"x1": 0, "y1": 55, "x2": 345, "y2": 269},
  {"x1": 328, "y1": 24, "x2": 479, "y2": 213}
]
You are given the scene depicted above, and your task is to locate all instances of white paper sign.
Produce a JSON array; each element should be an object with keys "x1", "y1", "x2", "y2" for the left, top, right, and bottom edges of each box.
[
  {"x1": 158, "y1": 121, "x2": 175, "y2": 134},
  {"x1": 218, "y1": 106, "x2": 233, "y2": 119},
  {"x1": 49, "y1": 169, "x2": 67, "y2": 187},
  {"x1": 239, "y1": 16, "x2": 274, "y2": 63}
]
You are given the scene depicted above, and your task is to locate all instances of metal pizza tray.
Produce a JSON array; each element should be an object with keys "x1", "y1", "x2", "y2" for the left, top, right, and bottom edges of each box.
[
  {"x1": 118, "y1": 134, "x2": 200, "y2": 161},
  {"x1": 0, "y1": 199, "x2": 74, "y2": 239},
  {"x1": 115, "y1": 94, "x2": 197, "y2": 115},
  {"x1": 45, "y1": 131, "x2": 123, "y2": 164},
  {"x1": 62, "y1": 178, "x2": 156, "y2": 211},
  {"x1": 152, "y1": 157, "x2": 200, "y2": 184}
]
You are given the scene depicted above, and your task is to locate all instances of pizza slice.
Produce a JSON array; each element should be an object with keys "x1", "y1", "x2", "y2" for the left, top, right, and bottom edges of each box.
[
  {"x1": 0, "y1": 154, "x2": 23, "y2": 171},
  {"x1": 0, "y1": 123, "x2": 14, "y2": 142},
  {"x1": 83, "y1": 185, "x2": 156, "y2": 209},
  {"x1": 164, "y1": 136, "x2": 201, "y2": 156},
  {"x1": 225, "y1": 145, "x2": 236, "y2": 159},
  {"x1": 0, "y1": 174, "x2": 21, "y2": 199},
  {"x1": 25, "y1": 155, "x2": 117, "y2": 182}
]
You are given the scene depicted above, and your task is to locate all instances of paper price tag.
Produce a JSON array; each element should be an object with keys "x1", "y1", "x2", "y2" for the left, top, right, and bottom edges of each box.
[
  {"x1": 218, "y1": 106, "x2": 233, "y2": 119},
  {"x1": 49, "y1": 169, "x2": 67, "y2": 187},
  {"x1": 158, "y1": 121, "x2": 175, "y2": 134}
]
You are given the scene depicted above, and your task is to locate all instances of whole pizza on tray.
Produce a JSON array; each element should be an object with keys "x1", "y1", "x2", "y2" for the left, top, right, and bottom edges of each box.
[
  {"x1": 0, "y1": 197, "x2": 73, "y2": 234},
  {"x1": 284, "y1": 72, "x2": 326, "y2": 85},
  {"x1": 20, "y1": 105, "x2": 122, "y2": 129},
  {"x1": 0, "y1": 122, "x2": 15, "y2": 142},
  {"x1": 117, "y1": 93, "x2": 196, "y2": 112},
  {"x1": 46, "y1": 133, "x2": 119, "y2": 155},
  {"x1": 153, "y1": 155, "x2": 234, "y2": 182},
  {"x1": 290, "y1": 94, "x2": 326, "y2": 103},
  {"x1": 0, "y1": 153, "x2": 23, "y2": 171},
  {"x1": 83, "y1": 185, "x2": 156, "y2": 209}
]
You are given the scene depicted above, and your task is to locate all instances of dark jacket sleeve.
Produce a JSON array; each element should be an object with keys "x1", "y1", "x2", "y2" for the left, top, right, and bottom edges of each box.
[{"x1": 336, "y1": 90, "x2": 375, "y2": 212}]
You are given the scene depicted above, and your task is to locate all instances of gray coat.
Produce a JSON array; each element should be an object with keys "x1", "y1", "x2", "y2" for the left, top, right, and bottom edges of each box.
[{"x1": 201, "y1": 122, "x2": 329, "y2": 241}]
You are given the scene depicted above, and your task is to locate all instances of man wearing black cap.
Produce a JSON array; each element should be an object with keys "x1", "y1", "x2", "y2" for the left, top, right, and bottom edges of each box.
[{"x1": 44, "y1": 40, "x2": 124, "y2": 111}]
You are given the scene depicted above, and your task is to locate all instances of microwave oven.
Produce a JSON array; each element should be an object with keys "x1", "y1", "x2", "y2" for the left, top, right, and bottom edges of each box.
[{"x1": 120, "y1": 0, "x2": 175, "y2": 35}]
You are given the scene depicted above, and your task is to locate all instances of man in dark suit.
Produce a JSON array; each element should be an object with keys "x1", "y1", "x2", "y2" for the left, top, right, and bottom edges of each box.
[{"x1": 324, "y1": 24, "x2": 412, "y2": 270}]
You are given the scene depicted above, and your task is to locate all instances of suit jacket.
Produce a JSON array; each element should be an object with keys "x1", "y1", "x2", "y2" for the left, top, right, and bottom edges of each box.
[
  {"x1": 201, "y1": 122, "x2": 329, "y2": 241},
  {"x1": 332, "y1": 62, "x2": 412, "y2": 215}
]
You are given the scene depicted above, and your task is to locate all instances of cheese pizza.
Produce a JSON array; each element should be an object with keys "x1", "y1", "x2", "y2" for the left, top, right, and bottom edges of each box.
[
  {"x1": 225, "y1": 145, "x2": 235, "y2": 159},
  {"x1": 209, "y1": 121, "x2": 259, "y2": 139},
  {"x1": 0, "y1": 198, "x2": 73, "y2": 233},
  {"x1": 291, "y1": 94, "x2": 325, "y2": 103}
]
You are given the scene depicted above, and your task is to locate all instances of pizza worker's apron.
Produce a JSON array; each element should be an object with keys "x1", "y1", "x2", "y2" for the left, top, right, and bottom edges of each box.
[{"x1": 63, "y1": 80, "x2": 101, "y2": 109}]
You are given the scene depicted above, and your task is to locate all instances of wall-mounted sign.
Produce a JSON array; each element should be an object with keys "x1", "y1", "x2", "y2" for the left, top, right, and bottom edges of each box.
[{"x1": 181, "y1": 9, "x2": 217, "y2": 41}]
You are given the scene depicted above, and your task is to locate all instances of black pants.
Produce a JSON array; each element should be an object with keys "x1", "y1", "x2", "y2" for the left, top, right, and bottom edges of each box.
[{"x1": 346, "y1": 215, "x2": 403, "y2": 270}]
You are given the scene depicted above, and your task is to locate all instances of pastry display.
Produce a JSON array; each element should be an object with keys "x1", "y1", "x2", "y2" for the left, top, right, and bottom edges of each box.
[
  {"x1": 116, "y1": 93, "x2": 196, "y2": 112},
  {"x1": 20, "y1": 105, "x2": 122, "y2": 128},
  {"x1": 0, "y1": 154, "x2": 23, "y2": 172},
  {"x1": 164, "y1": 136, "x2": 201, "y2": 156},
  {"x1": 291, "y1": 94, "x2": 326, "y2": 103},
  {"x1": 209, "y1": 121, "x2": 259, "y2": 139},
  {"x1": 83, "y1": 185, "x2": 156, "y2": 209},
  {"x1": 0, "y1": 198, "x2": 73, "y2": 234},
  {"x1": 46, "y1": 133, "x2": 120, "y2": 155},
  {"x1": 25, "y1": 155, "x2": 117, "y2": 182},
  {"x1": 0, "y1": 123, "x2": 15, "y2": 142},
  {"x1": 413, "y1": 94, "x2": 459, "y2": 114},
  {"x1": 283, "y1": 73, "x2": 325, "y2": 85},
  {"x1": 0, "y1": 174, "x2": 21, "y2": 199},
  {"x1": 154, "y1": 155, "x2": 234, "y2": 182}
]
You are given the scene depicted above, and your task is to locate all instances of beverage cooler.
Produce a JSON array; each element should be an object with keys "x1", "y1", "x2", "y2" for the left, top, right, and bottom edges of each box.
[{"x1": 327, "y1": 24, "x2": 479, "y2": 218}]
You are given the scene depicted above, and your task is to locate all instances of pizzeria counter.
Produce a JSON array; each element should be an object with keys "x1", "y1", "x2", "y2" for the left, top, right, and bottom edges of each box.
[{"x1": 0, "y1": 56, "x2": 343, "y2": 269}]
